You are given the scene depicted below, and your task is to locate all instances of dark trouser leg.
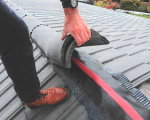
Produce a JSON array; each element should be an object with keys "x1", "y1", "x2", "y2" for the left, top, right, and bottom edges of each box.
[{"x1": 0, "y1": 0, "x2": 40, "y2": 103}]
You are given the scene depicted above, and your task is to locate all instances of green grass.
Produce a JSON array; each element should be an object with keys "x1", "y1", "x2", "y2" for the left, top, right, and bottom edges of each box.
[
  {"x1": 129, "y1": 13, "x2": 150, "y2": 19},
  {"x1": 94, "y1": 3, "x2": 98, "y2": 6},
  {"x1": 94, "y1": 3, "x2": 110, "y2": 7}
]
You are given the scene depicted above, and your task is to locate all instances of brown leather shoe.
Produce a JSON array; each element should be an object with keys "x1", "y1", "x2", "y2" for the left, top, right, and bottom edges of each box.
[{"x1": 25, "y1": 87, "x2": 70, "y2": 108}]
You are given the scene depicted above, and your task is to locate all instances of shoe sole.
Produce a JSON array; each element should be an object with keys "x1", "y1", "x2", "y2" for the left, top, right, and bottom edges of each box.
[{"x1": 26, "y1": 88, "x2": 70, "y2": 109}]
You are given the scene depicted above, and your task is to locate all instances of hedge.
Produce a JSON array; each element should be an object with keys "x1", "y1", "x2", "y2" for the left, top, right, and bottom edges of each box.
[{"x1": 120, "y1": 0, "x2": 140, "y2": 10}]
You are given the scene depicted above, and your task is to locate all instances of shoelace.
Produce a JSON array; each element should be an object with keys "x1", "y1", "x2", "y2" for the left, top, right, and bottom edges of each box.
[{"x1": 37, "y1": 91, "x2": 48, "y2": 102}]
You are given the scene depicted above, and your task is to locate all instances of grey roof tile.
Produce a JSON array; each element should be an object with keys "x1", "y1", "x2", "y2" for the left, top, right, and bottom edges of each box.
[
  {"x1": 122, "y1": 34, "x2": 137, "y2": 41},
  {"x1": 109, "y1": 41, "x2": 132, "y2": 49},
  {"x1": 48, "y1": 23, "x2": 64, "y2": 28},
  {"x1": 0, "y1": 70, "x2": 8, "y2": 84},
  {"x1": 43, "y1": 95, "x2": 80, "y2": 120},
  {"x1": 41, "y1": 75, "x2": 65, "y2": 89},
  {"x1": 0, "y1": 64, "x2": 4, "y2": 72},
  {"x1": 36, "y1": 16, "x2": 61, "y2": 20},
  {"x1": 49, "y1": 27, "x2": 64, "y2": 32},
  {"x1": 138, "y1": 81, "x2": 150, "y2": 100},
  {"x1": 15, "y1": 8, "x2": 29, "y2": 18},
  {"x1": 46, "y1": 100, "x2": 87, "y2": 120},
  {"x1": 11, "y1": 109, "x2": 27, "y2": 120},
  {"x1": 58, "y1": 102, "x2": 87, "y2": 120},
  {"x1": 132, "y1": 72, "x2": 150, "y2": 87},
  {"x1": 4, "y1": 104, "x2": 25, "y2": 120},
  {"x1": 5, "y1": 0, "x2": 14, "y2": 6},
  {"x1": 0, "y1": 87, "x2": 17, "y2": 112},
  {"x1": 138, "y1": 43, "x2": 150, "y2": 51},
  {"x1": 93, "y1": 27, "x2": 103, "y2": 32},
  {"x1": 0, "y1": 97, "x2": 23, "y2": 120},
  {"x1": 104, "y1": 55, "x2": 144, "y2": 72},
  {"x1": 0, "y1": 68, "x2": 4, "y2": 74},
  {"x1": 131, "y1": 50, "x2": 150, "y2": 64},
  {"x1": 125, "y1": 46, "x2": 146, "y2": 56},
  {"x1": 35, "y1": 56, "x2": 48, "y2": 74},
  {"x1": 96, "y1": 51, "x2": 127, "y2": 64},
  {"x1": 105, "y1": 37, "x2": 121, "y2": 42},
  {"x1": 114, "y1": 44, "x2": 135, "y2": 52},
  {"x1": 91, "y1": 48, "x2": 118, "y2": 58},
  {"x1": 80, "y1": 45, "x2": 113, "y2": 54},
  {"x1": 0, "y1": 77, "x2": 12, "y2": 94},
  {"x1": 37, "y1": 64, "x2": 54, "y2": 83},
  {"x1": 137, "y1": 34, "x2": 150, "y2": 40},
  {"x1": 7, "y1": 4, "x2": 21, "y2": 12},
  {"x1": 33, "y1": 48, "x2": 42, "y2": 61},
  {"x1": 41, "y1": 20, "x2": 64, "y2": 25},
  {"x1": 124, "y1": 64, "x2": 150, "y2": 82},
  {"x1": 22, "y1": 15, "x2": 42, "y2": 33}
]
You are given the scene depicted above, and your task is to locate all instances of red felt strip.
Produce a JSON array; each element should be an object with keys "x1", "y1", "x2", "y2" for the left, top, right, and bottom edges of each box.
[
  {"x1": 144, "y1": 89, "x2": 150, "y2": 95},
  {"x1": 72, "y1": 57, "x2": 143, "y2": 120},
  {"x1": 146, "y1": 87, "x2": 150, "y2": 91}
]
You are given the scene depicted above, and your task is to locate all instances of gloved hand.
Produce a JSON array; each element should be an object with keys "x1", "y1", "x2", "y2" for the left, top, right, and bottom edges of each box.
[{"x1": 61, "y1": 7, "x2": 91, "y2": 46}]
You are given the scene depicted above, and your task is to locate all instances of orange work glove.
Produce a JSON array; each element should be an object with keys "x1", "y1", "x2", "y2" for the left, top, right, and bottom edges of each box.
[{"x1": 60, "y1": 7, "x2": 91, "y2": 46}]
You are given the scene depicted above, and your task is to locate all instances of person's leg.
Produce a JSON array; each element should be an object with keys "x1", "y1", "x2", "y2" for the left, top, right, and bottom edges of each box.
[
  {"x1": 0, "y1": 0, "x2": 41, "y2": 103},
  {"x1": 0, "y1": 0, "x2": 69, "y2": 106}
]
